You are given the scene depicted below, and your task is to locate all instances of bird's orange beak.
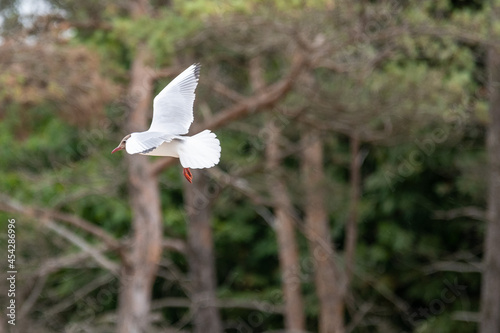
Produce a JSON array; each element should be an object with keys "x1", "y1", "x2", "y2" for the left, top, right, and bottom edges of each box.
[{"x1": 111, "y1": 146, "x2": 123, "y2": 154}]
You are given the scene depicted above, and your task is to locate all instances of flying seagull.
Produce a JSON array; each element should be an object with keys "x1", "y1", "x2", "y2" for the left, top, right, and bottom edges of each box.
[{"x1": 112, "y1": 63, "x2": 221, "y2": 183}]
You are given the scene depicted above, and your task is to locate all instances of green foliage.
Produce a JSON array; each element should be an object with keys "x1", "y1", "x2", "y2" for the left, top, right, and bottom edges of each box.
[
  {"x1": 171, "y1": 0, "x2": 333, "y2": 17},
  {"x1": 0, "y1": 0, "x2": 490, "y2": 332},
  {"x1": 113, "y1": 9, "x2": 201, "y2": 66}
]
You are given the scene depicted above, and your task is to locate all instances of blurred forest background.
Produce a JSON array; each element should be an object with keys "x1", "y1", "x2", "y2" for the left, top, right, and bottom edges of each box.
[{"x1": 1, "y1": 0, "x2": 500, "y2": 332}]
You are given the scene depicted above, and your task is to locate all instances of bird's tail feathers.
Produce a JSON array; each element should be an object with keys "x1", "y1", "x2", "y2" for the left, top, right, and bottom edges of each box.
[{"x1": 178, "y1": 130, "x2": 221, "y2": 169}]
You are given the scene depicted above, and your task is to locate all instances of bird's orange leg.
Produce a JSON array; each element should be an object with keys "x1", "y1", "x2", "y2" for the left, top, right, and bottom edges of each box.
[{"x1": 183, "y1": 168, "x2": 193, "y2": 183}]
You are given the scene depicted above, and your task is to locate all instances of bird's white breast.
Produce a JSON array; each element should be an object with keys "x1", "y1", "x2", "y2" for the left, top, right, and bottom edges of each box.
[{"x1": 140, "y1": 140, "x2": 181, "y2": 157}]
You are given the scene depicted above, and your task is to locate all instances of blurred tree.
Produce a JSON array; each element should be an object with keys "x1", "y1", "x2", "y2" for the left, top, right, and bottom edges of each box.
[
  {"x1": 266, "y1": 119, "x2": 306, "y2": 331},
  {"x1": 184, "y1": 171, "x2": 223, "y2": 333},
  {"x1": 480, "y1": 0, "x2": 500, "y2": 331},
  {"x1": 0, "y1": 1, "x2": 492, "y2": 333},
  {"x1": 116, "y1": 45, "x2": 161, "y2": 333},
  {"x1": 301, "y1": 128, "x2": 345, "y2": 333}
]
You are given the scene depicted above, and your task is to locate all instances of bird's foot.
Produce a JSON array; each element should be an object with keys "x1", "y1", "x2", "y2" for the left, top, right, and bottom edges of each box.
[{"x1": 183, "y1": 168, "x2": 193, "y2": 183}]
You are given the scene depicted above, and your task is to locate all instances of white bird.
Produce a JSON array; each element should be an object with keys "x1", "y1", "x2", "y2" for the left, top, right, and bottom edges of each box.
[{"x1": 112, "y1": 63, "x2": 221, "y2": 183}]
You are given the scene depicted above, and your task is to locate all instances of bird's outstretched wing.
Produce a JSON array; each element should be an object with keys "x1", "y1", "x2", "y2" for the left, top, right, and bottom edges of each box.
[
  {"x1": 149, "y1": 63, "x2": 200, "y2": 135},
  {"x1": 125, "y1": 132, "x2": 173, "y2": 155}
]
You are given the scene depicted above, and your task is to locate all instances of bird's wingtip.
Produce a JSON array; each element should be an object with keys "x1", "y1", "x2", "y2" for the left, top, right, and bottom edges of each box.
[{"x1": 193, "y1": 63, "x2": 201, "y2": 80}]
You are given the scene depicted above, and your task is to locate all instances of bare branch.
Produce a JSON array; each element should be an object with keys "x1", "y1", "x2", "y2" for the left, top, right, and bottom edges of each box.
[
  {"x1": 452, "y1": 311, "x2": 480, "y2": 323},
  {"x1": 346, "y1": 302, "x2": 375, "y2": 333},
  {"x1": 433, "y1": 206, "x2": 485, "y2": 221},
  {"x1": 208, "y1": 167, "x2": 277, "y2": 228},
  {"x1": 44, "y1": 220, "x2": 120, "y2": 275},
  {"x1": 151, "y1": 297, "x2": 284, "y2": 314},
  {"x1": 0, "y1": 193, "x2": 122, "y2": 252},
  {"x1": 46, "y1": 210, "x2": 122, "y2": 250},
  {"x1": 35, "y1": 243, "x2": 110, "y2": 277},
  {"x1": 162, "y1": 238, "x2": 187, "y2": 254},
  {"x1": 423, "y1": 261, "x2": 482, "y2": 275},
  {"x1": 45, "y1": 273, "x2": 115, "y2": 318},
  {"x1": 158, "y1": 258, "x2": 192, "y2": 295},
  {"x1": 0, "y1": 195, "x2": 120, "y2": 274},
  {"x1": 213, "y1": 82, "x2": 245, "y2": 102},
  {"x1": 18, "y1": 275, "x2": 48, "y2": 320},
  {"x1": 201, "y1": 51, "x2": 306, "y2": 132},
  {"x1": 208, "y1": 167, "x2": 269, "y2": 206}
]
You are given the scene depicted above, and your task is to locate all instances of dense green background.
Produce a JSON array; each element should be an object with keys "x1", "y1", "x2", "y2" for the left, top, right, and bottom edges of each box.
[{"x1": 0, "y1": 0, "x2": 491, "y2": 332}]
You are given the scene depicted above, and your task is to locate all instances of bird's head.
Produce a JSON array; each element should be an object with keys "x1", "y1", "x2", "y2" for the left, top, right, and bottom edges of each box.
[{"x1": 111, "y1": 134, "x2": 131, "y2": 154}]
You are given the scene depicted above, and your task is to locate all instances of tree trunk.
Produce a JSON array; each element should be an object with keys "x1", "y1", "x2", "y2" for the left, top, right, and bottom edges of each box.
[
  {"x1": 301, "y1": 130, "x2": 345, "y2": 333},
  {"x1": 480, "y1": 4, "x2": 500, "y2": 331},
  {"x1": 184, "y1": 170, "x2": 222, "y2": 333},
  {"x1": 116, "y1": 48, "x2": 163, "y2": 333},
  {"x1": 265, "y1": 121, "x2": 306, "y2": 332}
]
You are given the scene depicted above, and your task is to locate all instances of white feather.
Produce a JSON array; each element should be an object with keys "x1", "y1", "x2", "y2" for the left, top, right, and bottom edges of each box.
[
  {"x1": 149, "y1": 63, "x2": 200, "y2": 135},
  {"x1": 125, "y1": 132, "x2": 173, "y2": 154},
  {"x1": 178, "y1": 130, "x2": 221, "y2": 169},
  {"x1": 141, "y1": 140, "x2": 181, "y2": 157}
]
